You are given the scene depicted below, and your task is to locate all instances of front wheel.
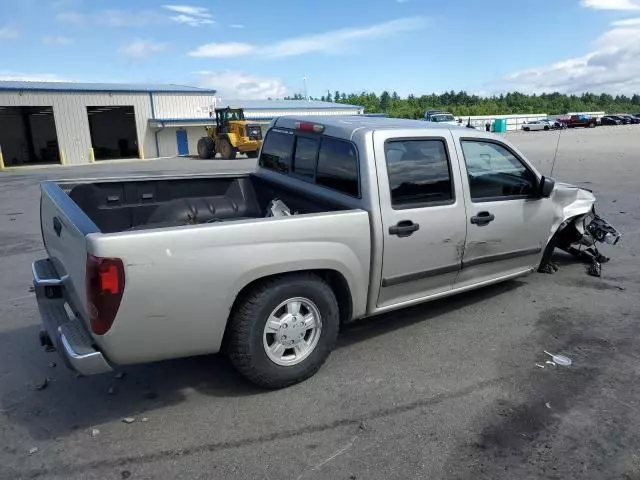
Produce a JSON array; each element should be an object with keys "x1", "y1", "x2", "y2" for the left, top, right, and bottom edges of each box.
[
  {"x1": 217, "y1": 137, "x2": 237, "y2": 159},
  {"x1": 227, "y1": 274, "x2": 339, "y2": 389}
]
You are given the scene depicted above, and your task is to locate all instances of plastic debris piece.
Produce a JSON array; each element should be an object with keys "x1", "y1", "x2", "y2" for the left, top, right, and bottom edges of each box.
[
  {"x1": 535, "y1": 364, "x2": 545, "y2": 369},
  {"x1": 545, "y1": 402, "x2": 551, "y2": 409},
  {"x1": 546, "y1": 361, "x2": 557, "y2": 367},
  {"x1": 544, "y1": 351, "x2": 572, "y2": 366},
  {"x1": 90, "y1": 428, "x2": 100, "y2": 437},
  {"x1": 28, "y1": 447, "x2": 38, "y2": 455},
  {"x1": 33, "y1": 378, "x2": 49, "y2": 391},
  {"x1": 141, "y1": 417, "x2": 149, "y2": 423},
  {"x1": 122, "y1": 417, "x2": 136, "y2": 424}
]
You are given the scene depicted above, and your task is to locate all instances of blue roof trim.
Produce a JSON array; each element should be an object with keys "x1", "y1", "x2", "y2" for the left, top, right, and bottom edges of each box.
[{"x1": 0, "y1": 80, "x2": 216, "y2": 94}]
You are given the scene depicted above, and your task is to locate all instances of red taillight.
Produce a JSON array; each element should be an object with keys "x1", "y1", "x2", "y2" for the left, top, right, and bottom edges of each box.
[
  {"x1": 86, "y1": 255, "x2": 125, "y2": 335},
  {"x1": 295, "y1": 121, "x2": 324, "y2": 133}
]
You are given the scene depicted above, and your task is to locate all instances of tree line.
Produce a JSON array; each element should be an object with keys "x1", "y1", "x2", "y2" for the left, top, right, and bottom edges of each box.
[{"x1": 285, "y1": 91, "x2": 640, "y2": 118}]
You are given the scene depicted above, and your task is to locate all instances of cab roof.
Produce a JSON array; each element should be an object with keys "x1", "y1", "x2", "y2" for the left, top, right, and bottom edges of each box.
[{"x1": 272, "y1": 115, "x2": 478, "y2": 140}]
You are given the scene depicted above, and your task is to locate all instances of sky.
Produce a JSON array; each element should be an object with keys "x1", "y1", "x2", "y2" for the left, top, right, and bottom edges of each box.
[{"x1": 1, "y1": 0, "x2": 640, "y2": 99}]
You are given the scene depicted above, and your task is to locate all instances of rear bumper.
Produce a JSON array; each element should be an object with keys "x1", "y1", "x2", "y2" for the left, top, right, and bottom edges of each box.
[{"x1": 32, "y1": 259, "x2": 113, "y2": 376}]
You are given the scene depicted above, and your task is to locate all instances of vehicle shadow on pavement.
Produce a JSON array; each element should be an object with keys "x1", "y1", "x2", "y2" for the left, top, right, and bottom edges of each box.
[
  {"x1": 338, "y1": 279, "x2": 526, "y2": 348},
  {"x1": 0, "y1": 279, "x2": 525, "y2": 442},
  {"x1": 0, "y1": 324, "x2": 261, "y2": 441}
]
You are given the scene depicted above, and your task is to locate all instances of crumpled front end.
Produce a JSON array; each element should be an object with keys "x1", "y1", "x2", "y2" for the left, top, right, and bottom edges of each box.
[{"x1": 540, "y1": 183, "x2": 622, "y2": 277}]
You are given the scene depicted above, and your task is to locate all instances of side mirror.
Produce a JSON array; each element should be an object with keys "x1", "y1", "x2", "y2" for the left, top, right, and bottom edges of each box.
[{"x1": 539, "y1": 176, "x2": 555, "y2": 198}]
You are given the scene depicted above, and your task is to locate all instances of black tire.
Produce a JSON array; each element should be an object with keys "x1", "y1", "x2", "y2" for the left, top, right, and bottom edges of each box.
[
  {"x1": 227, "y1": 273, "x2": 339, "y2": 389},
  {"x1": 197, "y1": 137, "x2": 214, "y2": 159},
  {"x1": 544, "y1": 125, "x2": 550, "y2": 131},
  {"x1": 523, "y1": 127, "x2": 530, "y2": 131},
  {"x1": 217, "y1": 137, "x2": 237, "y2": 160},
  {"x1": 246, "y1": 150, "x2": 259, "y2": 159}
]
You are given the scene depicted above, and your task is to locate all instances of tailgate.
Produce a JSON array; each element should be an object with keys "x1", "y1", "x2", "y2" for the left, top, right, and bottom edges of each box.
[{"x1": 39, "y1": 181, "x2": 100, "y2": 319}]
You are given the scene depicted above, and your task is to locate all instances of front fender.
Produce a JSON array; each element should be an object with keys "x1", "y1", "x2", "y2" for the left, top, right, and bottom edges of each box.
[{"x1": 548, "y1": 182, "x2": 596, "y2": 242}]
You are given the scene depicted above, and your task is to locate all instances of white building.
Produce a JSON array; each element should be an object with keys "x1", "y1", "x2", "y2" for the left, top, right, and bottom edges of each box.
[{"x1": 0, "y1": 81, "x2": 363, "y2": 168}]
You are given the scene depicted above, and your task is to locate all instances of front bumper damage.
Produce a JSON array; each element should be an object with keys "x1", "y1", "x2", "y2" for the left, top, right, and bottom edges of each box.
[{"x1": 539, "y1": 183, "x2": 622, "y2": 277}]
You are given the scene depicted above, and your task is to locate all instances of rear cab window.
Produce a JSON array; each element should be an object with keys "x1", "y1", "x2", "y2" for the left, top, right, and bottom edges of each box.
[{"x1": 259, "y1": 128, "x2": 360, "y2": 197}]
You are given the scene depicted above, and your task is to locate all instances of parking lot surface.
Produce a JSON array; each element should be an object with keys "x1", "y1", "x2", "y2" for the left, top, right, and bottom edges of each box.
[{"x1": 1, "y1": 126, "x2": 639, "y2": 480}]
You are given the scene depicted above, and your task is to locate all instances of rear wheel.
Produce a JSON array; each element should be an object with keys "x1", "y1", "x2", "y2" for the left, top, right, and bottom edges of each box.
[
  {"x1": 523, "y1": 127, "x2": 530, "y2": 131},
  {"x1": 217, "y1": 137, "x2": 237, "y2": 160},
  {"x1": 197, "y1": 137, "x2": 215, "y2": 159},
  {"x1": 227, "y1": 274, "x2": 339, "y2": 389}
]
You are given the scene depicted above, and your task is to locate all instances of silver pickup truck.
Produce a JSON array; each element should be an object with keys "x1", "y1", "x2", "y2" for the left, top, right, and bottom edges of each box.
[{"x1": 32, "y1": 116, "x2": 620, "y2": 388}]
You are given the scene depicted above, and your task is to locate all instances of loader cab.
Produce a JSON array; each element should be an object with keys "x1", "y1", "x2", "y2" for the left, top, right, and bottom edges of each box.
[{"x1": 215, "y1": 107, "x2": 246, "y2": 134}]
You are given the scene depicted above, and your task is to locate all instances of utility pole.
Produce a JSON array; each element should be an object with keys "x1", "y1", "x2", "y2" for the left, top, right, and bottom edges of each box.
[{"x1": 303, "y1": 75, "x2": 308, "y2": 101}]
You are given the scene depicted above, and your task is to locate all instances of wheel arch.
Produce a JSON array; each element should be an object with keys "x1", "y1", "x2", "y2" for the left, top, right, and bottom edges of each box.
[{"x1": 221, "y1": 269, "x2": 354, "y2": 349}]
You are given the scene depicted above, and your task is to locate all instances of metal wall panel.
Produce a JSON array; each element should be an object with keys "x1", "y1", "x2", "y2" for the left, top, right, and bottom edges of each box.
[
  {"x1": 0, "y1": 91, "x2": 154, "y2": 165},
  {"x1": 152, "y1": 93, "x2": 216, "y2": 119},
  {"x1": 156, "y1": 126, "x2": 207, "y2": 157}
]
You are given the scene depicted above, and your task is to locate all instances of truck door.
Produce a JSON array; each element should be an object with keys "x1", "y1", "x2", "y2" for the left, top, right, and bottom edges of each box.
[
  {"x1": 454, "y1": 136, "x2": 555, "y2": 287},
  {"x1": 374, "y1": 130, "x2": 468, "y2": 308}
]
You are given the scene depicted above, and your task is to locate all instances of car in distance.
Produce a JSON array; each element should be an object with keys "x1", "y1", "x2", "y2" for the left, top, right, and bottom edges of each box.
[
  {"x1": 425, "y1": 112, "x2": 458, "y2": 126},
  {"x1": 600, "y1": 116, "x2": 622, "y2": 126},
  {"x1": 564, "y1": 114, "x2": 598, "y2": 128},
  {"x1": 32, "y1": 115, "x2": 620, "y2": 389},
  {"x1": 617, "y1": 114, "x2": 640, "y2": 124},
  {"x1": 521, "y1": 119, "x2": 554, "y2": 131}
]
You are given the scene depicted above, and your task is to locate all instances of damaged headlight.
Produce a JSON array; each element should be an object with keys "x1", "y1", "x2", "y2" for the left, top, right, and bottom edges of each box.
[{"x1": 585, "y1": 214, "x2": 621, "y2": 246}]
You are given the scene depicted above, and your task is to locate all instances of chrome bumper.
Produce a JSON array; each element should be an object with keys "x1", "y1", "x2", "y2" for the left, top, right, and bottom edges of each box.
[{"x1": 32, "y1": 259, "x2": 113, "y2": 376}]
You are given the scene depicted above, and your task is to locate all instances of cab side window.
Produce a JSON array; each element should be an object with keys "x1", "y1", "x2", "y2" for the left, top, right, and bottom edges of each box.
[
  {"x1": 460, "y1": 140, "x2": 537, "y2": 201},
  {"x1": 384, "y1": 139, "x2": 454, "y2": 209}
]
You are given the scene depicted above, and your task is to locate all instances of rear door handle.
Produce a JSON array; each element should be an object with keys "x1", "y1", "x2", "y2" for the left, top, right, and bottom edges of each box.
[
  {"x1": 389, "y1": 220, "x2": 420, "y2": 237},
  {"x1": 470, "y1": 211, "x2": 495, "y2": 226}
]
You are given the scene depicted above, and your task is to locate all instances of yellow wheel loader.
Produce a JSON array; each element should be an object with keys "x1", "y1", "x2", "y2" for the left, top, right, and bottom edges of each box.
[{"x1": 197, "y1": 107, "x2": 263, "y2": 160}]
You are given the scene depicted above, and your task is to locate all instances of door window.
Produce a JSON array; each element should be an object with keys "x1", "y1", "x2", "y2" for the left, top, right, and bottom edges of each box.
[
  {"x1": 460, "y1": 140, "x2": 537, "y2": 201},
  {"x1": 384, "y1": 139, "x2": 454, "y2": 209}
]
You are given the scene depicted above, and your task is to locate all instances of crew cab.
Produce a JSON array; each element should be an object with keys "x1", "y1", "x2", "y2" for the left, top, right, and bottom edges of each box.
[{"x1": 32, "y1": 116, "x2": 612, "y2": 388}]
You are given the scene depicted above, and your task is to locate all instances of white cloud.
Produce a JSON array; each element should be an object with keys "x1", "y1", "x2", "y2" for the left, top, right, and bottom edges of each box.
[
  {"x1": 501, "y1": 17, "x2": 640, "y2": 95},
  {"x1": 189, "y1": 42, "x2": 256, "y2": 57},
  {"x1": 119, "y1": 39, "x2": 170, "y2": 59},
  {"x1": 230, "y1": 24, "x2": 244, "y2": 28},
  {"x1": 194, "y1": 70, "x2": 291, "y2": 99},
  {"x1": 581, "y1": 0, "x2": 640, "y2": 10},
  {"x1": 0, "y1": 71, "x2": 71, "y2": 82},
  {"x1": 188, "y1": 17, "x2": 425, "y2": 58},
  {"x1": 42, "y1": 36, "x2": 73, "y2": 45},
  {"x1": 0, "y1": 27, "x2": 19, "y2": 39},
  {"x1": 163, "y1": 5, "x2": 214, "y2": 26}
]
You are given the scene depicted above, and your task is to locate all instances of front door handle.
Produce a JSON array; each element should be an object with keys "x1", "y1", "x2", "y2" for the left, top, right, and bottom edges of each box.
[
  {"x1": 470, "y1": 211, "x2": 495, "y2": 226},
  {"x1": 389, "y1": 220, "x2": 420, "y2": 238}
]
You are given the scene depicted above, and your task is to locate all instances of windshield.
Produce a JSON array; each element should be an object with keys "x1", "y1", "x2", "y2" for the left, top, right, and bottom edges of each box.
[{"x1": 431, "y1": 114, "x2": 455, "y2": 122}]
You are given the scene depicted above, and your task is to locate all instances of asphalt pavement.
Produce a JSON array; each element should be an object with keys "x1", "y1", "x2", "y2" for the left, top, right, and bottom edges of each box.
[{"x1": 1, "y1": 127, "x2": 639, "y2": 479}]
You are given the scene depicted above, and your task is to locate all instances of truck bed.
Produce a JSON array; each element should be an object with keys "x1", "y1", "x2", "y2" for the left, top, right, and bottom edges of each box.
[{"x1": 62, "y1": 174, "x2": 348, "y2": 233}]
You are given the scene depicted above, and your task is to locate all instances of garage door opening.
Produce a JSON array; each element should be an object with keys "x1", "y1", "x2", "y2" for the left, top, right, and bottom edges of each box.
[
  {"x1": 0, "y1": 106, "x2": 60, "y2": 166},
  {"x1": 87, "y1": 106, "x2": 139, "y2": 160}
]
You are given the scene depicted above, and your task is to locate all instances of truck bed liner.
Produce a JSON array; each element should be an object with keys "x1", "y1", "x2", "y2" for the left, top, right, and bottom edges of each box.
[{"x1": 64, "y1": 174, "x2": 347, "y2": 233}]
